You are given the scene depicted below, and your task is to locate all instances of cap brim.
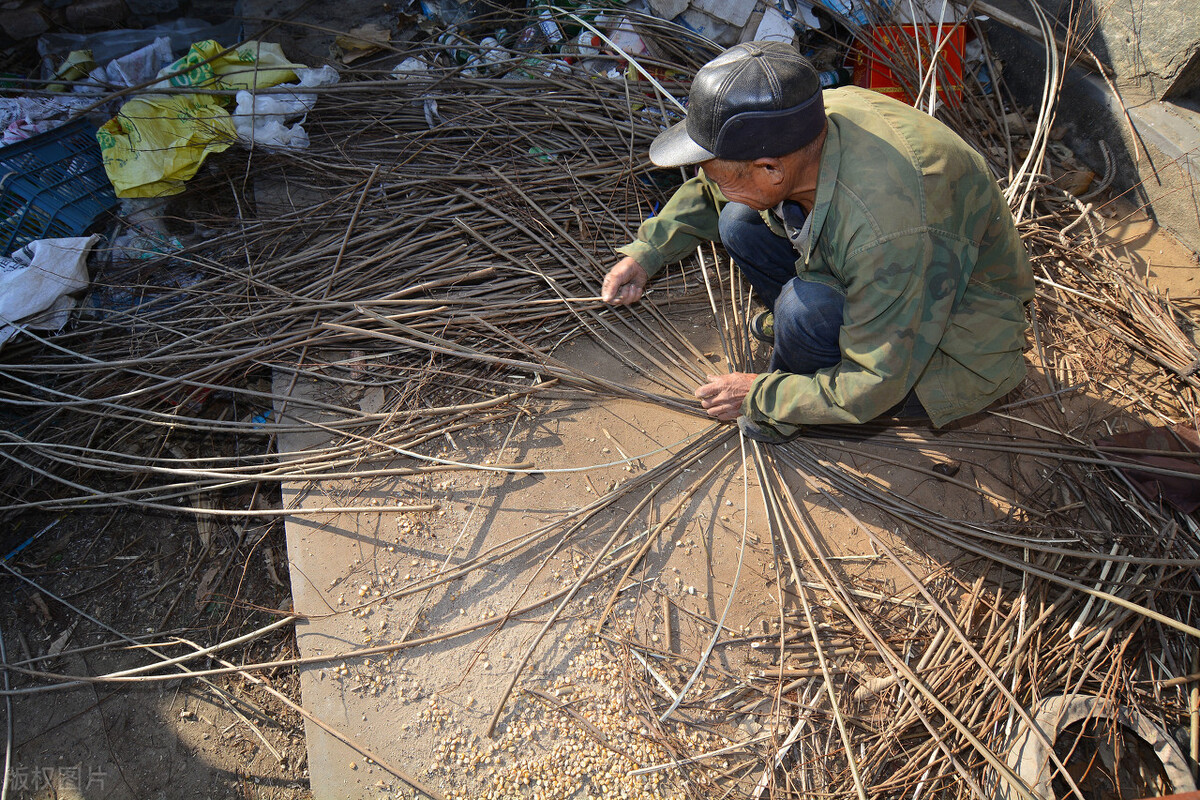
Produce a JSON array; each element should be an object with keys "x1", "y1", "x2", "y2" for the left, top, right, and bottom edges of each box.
[{"x1": 648, "y1": 119, "x2": 715, "y2": 167}]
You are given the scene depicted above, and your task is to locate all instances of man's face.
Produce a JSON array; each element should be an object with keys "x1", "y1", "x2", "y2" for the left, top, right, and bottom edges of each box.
[{"x1": 700, "y1": 158, "x2": 787, "y2": 211}]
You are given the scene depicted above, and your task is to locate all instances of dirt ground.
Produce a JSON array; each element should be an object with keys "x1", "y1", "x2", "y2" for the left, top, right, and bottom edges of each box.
[
  {"x1": 0, "y1": 184, "x2": 1196, "y2": 800},
  {"x1": 0, "y1": 507, "x2": 309, "y2": 799},
  {"x1": 1, "y1": 209, "x2": 1196, "y2": 800}
]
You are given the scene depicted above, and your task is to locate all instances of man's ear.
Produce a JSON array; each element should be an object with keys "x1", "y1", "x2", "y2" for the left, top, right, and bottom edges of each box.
[{"x1": 754, "y1": 158, "x2": 786, "y2": 185}]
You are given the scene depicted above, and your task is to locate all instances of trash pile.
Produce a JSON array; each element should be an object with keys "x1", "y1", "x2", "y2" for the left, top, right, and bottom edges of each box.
[
  {"x1": 377, "y1": 0, "x2": 986, "y2": 112},
  {"x1": 0, "y1": 15, "x2": 342, "y2": 346}
]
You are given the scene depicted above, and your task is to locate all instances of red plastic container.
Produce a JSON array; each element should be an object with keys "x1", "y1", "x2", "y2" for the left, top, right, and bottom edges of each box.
[{"x1": 851, "y1": 24, "x2": 966, "y2": 108}]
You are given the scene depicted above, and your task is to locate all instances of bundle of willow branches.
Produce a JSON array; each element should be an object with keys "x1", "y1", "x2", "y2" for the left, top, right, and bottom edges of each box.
[
  {"x1": 0, "y1": 53, "x2": 715, "y2": 515},
  {"x1": 1, "y1": 6, "x2": 1198, "y2": 800}
]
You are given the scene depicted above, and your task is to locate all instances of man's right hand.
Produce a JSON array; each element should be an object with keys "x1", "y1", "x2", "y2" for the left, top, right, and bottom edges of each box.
[{"x1": 601, "y1": 257, "x2": 649, "y2": 306}]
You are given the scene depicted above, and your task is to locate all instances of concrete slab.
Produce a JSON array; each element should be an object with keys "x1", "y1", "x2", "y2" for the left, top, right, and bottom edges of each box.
[{"x1": 275, "y1": 321, "x2": 786, "y2": 799}]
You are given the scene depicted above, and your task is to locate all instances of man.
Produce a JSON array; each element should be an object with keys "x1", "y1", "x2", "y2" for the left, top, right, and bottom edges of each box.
[{"x1": 601, "y1": 41, "x2": 1033, "y2": 442}]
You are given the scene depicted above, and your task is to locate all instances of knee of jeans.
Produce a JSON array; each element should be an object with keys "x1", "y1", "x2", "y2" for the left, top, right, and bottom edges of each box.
[
  {"x1": 775, "y1": 280, "x2": 844, "y2": 354},
  {"x1": 718, "y1": 202, "x2": 764, "y2": 251}
]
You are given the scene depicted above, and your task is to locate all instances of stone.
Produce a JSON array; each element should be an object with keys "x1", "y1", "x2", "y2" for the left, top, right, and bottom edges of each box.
[
  {"x1": 1093, "y1": 0, "x2": 1198, "y2": 97},
  {"x1": 125, "y1": 0, "x2": 178, "y2": 12},
  {"x1": 64, "y1": 0, "x2": 129, "y2": 28},
  {"x1": 0, "y1": 3, "x2": 47, "y2": 40},
  {"x1": 692, "y1": 0, "x2": 757, "y2": 28},
  {"x1": 647, "y1": 0, "x2": 687, "y2": 22}
]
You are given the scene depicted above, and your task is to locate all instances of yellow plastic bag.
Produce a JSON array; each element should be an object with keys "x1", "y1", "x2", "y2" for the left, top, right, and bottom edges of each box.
[
  {"x1": 155, "y1": 39, "x2": 304, "y2": 92},
  {"x1": 98, "y1": 94, "x2": 236, "y2": 198},
  {"x1": 98, "y1": 40, "x2": 307, "y2": 198}
]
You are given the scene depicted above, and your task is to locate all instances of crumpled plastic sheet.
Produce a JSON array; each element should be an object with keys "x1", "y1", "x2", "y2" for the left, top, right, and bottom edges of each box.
[
  {"x1": 0, "y1": 234, "x2": 101, "y2": 350},
  {"x1": 102, "y1": 36, "x2": 174, "y2": 90},
  {"x1": 231, "y1": 64, "x2": 341, "y2": 151},
  {"x1": 98, "y1": 92, "x2": 239, "y2": 199},
  {"x1": 0, "y1": 38, "x2": 174, "y2": 146},
  {"x1": 97, "y1": 40, "x2": 307, "y2": 198},
  {"x1": 0, "y1": 95, "x2": 95, "y2": 145},
  {"x1": 37, "y1": 17, "x2": 242, "y2": 72}
]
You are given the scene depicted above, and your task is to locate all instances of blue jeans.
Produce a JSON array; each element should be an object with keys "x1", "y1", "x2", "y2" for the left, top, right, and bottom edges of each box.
[{"x1": 718, "y1": 202, "x2": 927, "y2": 420}]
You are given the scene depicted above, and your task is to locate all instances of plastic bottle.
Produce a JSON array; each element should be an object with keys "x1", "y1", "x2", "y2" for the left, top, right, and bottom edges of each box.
[
  {"x1": 514, "y1": 8, "x2": 564, "y2": 51},
  {"x1": 513, "y1": 23, "x2": 541, "y2": 51},
  {"x1": 436, "y1": 29, "x2": 474, "y2": 65},
  {"x1": 535, "y1": 8, "x2": 564, "y2": 46},
  {"x1": 437, "y1": 28, "x2": 511, "y2": 75},
  {"x1": 818, "y1": 67, "x2": 852, "y2": 89},
  {"x1": 574, "y1": 27, "x2": 601, "y2": 57},
  {"x1": 478, "y1": 35, "x2": 507, "y2": 70}
]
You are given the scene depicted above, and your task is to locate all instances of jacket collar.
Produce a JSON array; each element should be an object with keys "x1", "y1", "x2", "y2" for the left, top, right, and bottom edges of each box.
[{"x1": 804, "y1": 117, "x2": 841, "y2": 265}]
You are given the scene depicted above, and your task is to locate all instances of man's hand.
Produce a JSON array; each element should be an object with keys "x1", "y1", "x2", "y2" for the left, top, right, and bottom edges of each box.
[
  {"x1": 695, "y1": 373, "x2": 757, "y2": 421},
  {"x1": 601, "y1": 257, "x2": 649, "y2": 305}
]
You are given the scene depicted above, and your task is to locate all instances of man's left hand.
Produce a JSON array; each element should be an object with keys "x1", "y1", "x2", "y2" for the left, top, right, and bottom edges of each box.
[{"x1": 695, "y1": 373, "x2": 757, "y2": 421}]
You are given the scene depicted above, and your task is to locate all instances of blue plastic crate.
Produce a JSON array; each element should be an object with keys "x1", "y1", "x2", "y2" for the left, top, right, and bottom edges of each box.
[{"x1": 0, "y1": 118, "x2": 117, "y2": 256}]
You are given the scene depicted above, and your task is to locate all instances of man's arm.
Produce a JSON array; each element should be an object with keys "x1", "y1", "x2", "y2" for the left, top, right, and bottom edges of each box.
[{"x1": 610, "y1": 172, "x2": 727, "y2": 283}]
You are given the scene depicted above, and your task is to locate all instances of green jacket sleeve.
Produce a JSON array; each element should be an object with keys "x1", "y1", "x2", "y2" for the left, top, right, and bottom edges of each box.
[
  {"x1": 616, "y1": 172, "x2": 727, "y2": 277},
  {"x1": 745, "y1": 230, "x2": 967, "y2": 425}
]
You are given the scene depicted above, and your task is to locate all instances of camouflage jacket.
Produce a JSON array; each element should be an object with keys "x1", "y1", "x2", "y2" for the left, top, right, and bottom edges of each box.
[{"x1": 617, "y1": 87, "x2": 1034, "y2": 427}]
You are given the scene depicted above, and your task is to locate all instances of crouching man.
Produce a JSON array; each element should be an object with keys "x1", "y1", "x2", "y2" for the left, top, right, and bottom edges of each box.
[{"x1": 602, "y1": 42, "x2": 1033, "y2": 443}]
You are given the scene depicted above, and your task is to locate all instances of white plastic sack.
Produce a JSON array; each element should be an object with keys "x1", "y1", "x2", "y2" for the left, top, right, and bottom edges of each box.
[
  {"x1": 104, "y1": 36, "x2": 173, "y2": 88},
  {"x1": 0, "y1": 234, "x2": 101, "y2": 349},
  {"x1": 391, "y1": 57, "x2": 433, "y2": 78},
  {"x1": 231, "y1": 65, "x2": 340, "y2": 151}
]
